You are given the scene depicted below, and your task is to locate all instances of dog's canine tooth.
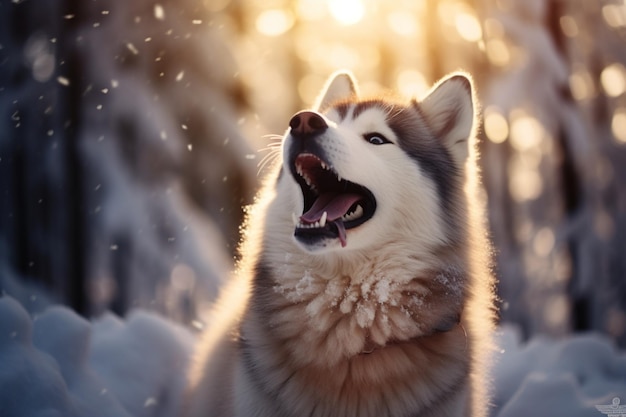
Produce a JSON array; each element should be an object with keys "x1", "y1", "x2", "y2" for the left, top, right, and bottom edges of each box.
[
  {"x1": 292, "y1": 213, "x2": 299, "y2": 226},
  {"x1": 320, "y1": 211, "x2": 327, "y2": 228}
]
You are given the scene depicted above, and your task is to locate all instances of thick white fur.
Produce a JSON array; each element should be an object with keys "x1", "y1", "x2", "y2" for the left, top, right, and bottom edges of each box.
[{"x1": 185, "y1": 71, "x2": 495, "y2": 417}]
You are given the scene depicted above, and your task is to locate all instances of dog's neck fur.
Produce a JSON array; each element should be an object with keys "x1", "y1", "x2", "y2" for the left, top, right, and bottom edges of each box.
[{"x1": 245, "y1": 228, "x2": 468, "y2": 367}]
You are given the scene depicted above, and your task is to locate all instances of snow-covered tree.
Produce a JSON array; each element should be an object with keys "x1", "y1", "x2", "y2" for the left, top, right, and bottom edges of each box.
[{"x1": 0, "y1": 0, "x2": 257, "y2": 322}]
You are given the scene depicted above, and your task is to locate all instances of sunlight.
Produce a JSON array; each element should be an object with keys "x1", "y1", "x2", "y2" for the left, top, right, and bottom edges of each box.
[
  {"x1": 387, "y1": 11, "x2": 418, "y2": 37},
  {"x1": 327, "y1": 43, "x2": 362, "y2": 69},
  {"x1": 297, "y1": 0, "x2": 327, "y2": 21},
  {"x1": 396, "y1": 69, "x2": 428, "y2": 98},
  {"x1": 256, "y1": 9, "x2": 294, "y2": 37},
  {"x1": 455, "y1": 12, "x2": 482, "y2": 42},
  {"x1": 327, "y1": 0, "x2": 365, "y2": 25}
]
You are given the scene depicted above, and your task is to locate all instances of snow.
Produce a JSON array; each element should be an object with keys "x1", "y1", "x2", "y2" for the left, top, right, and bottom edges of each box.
[
  {"x1": 0, "y1": 296, "x2": 193, "y2": 417},
  {"x1": 1, "y1": 295, "x2": 624, "y2": 417},
  {"x1": 491, "y1": 326, "x2": 626, "y2": 417}
]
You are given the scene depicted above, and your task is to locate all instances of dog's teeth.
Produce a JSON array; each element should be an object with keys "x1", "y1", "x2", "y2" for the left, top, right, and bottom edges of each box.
[
  {"x1": 342, "y1": 205, "x2": 364, "y2": 222},
  {"x1": 354, "y1": 204, "x2": 364, "y2": 218},
  {"x1": 320, "y1": 211, "x2": 327, "y2": 227},
  {"x1": 292, "y1": 213, "x2": 299, "y2": 226},
  {"x1": 321, "y1": 161, "x2": 327, "y2": 170},
  {"x1": 337, "y1": 173, "x2": 342, "y2": 182}
]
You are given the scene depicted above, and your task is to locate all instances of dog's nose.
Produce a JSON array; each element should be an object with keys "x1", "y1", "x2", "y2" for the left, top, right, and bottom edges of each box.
[{"x1": 289, "y1": 111, "x2": 328, "y2": 136}]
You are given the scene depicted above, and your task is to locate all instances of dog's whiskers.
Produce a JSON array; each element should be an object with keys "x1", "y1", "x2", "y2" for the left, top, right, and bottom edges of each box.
[{"x1": 257, "y1": 137, "x2": 283, "y2": 177}]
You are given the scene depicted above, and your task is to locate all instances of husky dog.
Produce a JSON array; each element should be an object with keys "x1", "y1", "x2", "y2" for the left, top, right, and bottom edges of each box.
[{"x1": 186, "y1": 71, "x2": 496, "y2": 417}]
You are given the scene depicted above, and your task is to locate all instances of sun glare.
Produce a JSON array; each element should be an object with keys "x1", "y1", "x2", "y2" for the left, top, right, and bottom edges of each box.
[
  {"x1": 327, "y1": 0, "x2": 365, "y2": 25},
  {"x1": 256, "y1": 9, "x2": 294, "y2": 36}
]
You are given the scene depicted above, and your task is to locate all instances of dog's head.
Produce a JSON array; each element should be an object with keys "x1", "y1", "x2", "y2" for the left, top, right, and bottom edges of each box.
[{"x1": 279, "y1": 71, "x2": 477, "y2": 254}]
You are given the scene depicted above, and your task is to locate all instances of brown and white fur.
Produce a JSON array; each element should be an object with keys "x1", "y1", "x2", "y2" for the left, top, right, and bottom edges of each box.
[{"x1": 185, "y1": 71, "x2": 496, "y2": 417}]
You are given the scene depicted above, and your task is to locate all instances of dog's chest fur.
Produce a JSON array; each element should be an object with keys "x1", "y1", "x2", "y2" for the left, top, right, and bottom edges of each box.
[
  {"x1": 239, "y1": 259, "x2": 471, "y2": 417},
  {"x1": 264, "y1": 250, "x2": 466, "y2": 362}
]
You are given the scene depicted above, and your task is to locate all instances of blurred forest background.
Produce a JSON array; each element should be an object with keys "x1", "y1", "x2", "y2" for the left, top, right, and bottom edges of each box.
[{"x1": 1, "y1": 0, "x2": 625, "y2": 346}]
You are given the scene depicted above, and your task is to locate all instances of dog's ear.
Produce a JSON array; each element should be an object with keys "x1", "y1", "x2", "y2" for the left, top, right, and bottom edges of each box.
[
  {"x1": 314, "y1": 70, "x2": 359, "y2": 111},
  {"x1": 419, "y1": 73, "x2": 476, "y2": 164}
]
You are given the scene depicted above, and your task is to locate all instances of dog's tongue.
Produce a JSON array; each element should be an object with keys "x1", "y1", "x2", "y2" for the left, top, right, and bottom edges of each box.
[
  {"x1": 300, "y1": 192, "x2": 361, "y2": 248},
  {"x1": 335, "y1": 219, "x2": 347, "y2": 247},
  {"x1": 300, "y1": 192, "x2": 362, "y2": 223}
]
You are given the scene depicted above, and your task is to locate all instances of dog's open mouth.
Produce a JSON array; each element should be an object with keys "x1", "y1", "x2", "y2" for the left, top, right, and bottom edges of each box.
[{"x1": 292, "y1": 153, "x2": 376, "y2": 247}]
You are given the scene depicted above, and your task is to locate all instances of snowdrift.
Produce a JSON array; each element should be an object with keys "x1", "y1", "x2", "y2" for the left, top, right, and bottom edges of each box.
[
  {"x1": 0, "y1": 296, "x2": 624, "y2": 417},
  {"x1": 0, "y1": 297, "x2": 192, "y2": 417}
]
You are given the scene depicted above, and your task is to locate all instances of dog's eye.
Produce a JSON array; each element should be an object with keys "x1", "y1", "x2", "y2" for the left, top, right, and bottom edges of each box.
[{"x1": 364, "y1": 133, "x2": 391, "y2": 145}]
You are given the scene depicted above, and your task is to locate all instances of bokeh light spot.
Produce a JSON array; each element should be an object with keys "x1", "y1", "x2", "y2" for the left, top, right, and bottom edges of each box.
[
  {"x1": 256, "y1": 9, "x2": 294, "y2": 37},
  {"x1": 154, "y1": 4, "x2": 165, "y2": 20},
  {"x1": 484, "y1": 106, "x2": 509, "y2": 143},
  {"x1": 510, "y1": 114, "x2": 543, "y2": 152},
  {"x1": 327, "y1": 0, "x2": 365, "y2": 25},
  {"x1": 455, "y1": 13, "x2": 482, "y2": 42},
  {"x1": 509, "y1": 169, "x2": 543, "y2": 202},
  {"x1": 600, "y1": 63, "x2": 626, "y2": 97},
  {"x1": 485, "y1": 38, "x2": 510, "y2": 66},
  {"x1": 559, "y1": 15, "x2": 578, "y2": 37},
  {"x1": 611, "y1": 107, "x2": 626, "y2": 144},
  {"x1": 569, "y1": 69, "x2": 595, "y2": 101},
  {"x1": 602, "y1": 4, "x2": 626, "y2": 28}
]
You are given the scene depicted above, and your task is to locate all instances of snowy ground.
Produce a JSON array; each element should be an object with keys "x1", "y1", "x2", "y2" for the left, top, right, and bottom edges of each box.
[{"x1": 0, "y1": 295, "x2": 624, "y2": 417}]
